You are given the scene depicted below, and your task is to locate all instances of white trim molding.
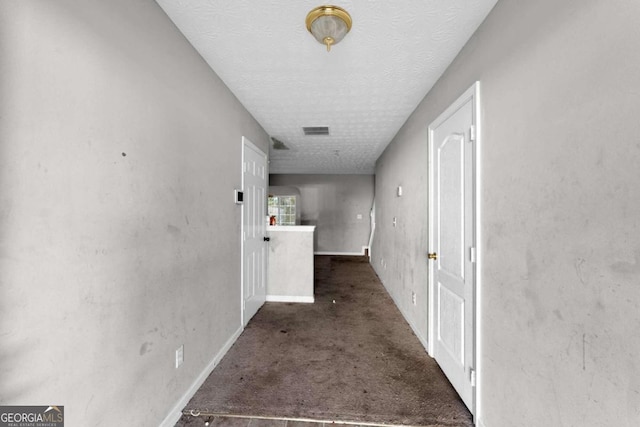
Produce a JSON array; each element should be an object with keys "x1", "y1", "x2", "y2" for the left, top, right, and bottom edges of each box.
[
  {"x1": 159, "y1": 325, "x2": 243, "y2": 427},
  {"x1": 315, "y1": 246, "x2": 369, "y2": 256},
  {"x1": 266, "y1": 295, "x2": 314, "y2": 303},
  {"x1": 385, "y1": 285, "x2": 430, "y2": 354},
  {"x1": 474, "y1": 81, "x2": 484, "y2": 427}
]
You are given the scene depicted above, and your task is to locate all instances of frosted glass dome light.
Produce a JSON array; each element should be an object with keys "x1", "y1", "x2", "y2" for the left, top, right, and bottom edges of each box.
[{"x1": 305, "y1": 5, "x2": 352, "y2": 52}]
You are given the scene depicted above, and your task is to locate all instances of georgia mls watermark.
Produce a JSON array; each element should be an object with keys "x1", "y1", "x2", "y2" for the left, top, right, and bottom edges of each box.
[{"x1": 0, "y1": 406, "x2": 64, "y2": 427}]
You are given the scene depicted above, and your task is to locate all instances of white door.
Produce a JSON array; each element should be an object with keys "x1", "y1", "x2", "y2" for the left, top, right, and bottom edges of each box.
[
  {"x1": 242, "y1": 137, "x2": 267, "y2": 326},
  {"x1": 428, "y1": 84, "x2": 478, "y2": 412}
]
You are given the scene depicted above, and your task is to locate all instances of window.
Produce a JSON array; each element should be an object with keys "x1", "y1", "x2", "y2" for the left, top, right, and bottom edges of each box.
[{"x1": 268, "y1": 195, "x2": 296, "y2": 225}]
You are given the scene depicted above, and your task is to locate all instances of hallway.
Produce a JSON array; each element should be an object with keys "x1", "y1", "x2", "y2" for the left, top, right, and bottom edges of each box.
[{"x1": 176, "y1": 256, "x2": 472, "y2": 426}]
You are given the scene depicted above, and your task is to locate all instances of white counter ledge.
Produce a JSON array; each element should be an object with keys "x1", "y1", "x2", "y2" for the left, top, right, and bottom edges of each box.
[{"x1": 267, "y1": 225, "x2": 316, "y2": 232}]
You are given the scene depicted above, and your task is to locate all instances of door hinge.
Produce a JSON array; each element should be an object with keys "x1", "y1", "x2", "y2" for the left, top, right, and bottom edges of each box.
[
  {"x1": 470, "y1": 369, "x2": 477, "y2": 387},
  {"x1": 469, "y1": 125, "x2": 476, "y2": 142},
  {"x1": 470, "y1": 247, "x2": 477, "y2": 263}
]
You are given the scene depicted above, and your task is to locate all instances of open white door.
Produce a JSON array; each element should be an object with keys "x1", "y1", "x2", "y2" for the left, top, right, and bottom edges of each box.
[
  {"x1": 242, "y1": 137, "x2": 267, "y2": 326},
  {"x1": 428, "y1": 83, "x2": 479, "y2": 413}
]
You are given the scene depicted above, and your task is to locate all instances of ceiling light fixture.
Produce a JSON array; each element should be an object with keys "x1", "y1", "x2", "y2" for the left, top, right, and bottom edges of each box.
[{"x1": 305, "y1": 5, "x2": 352, "y2": 52}]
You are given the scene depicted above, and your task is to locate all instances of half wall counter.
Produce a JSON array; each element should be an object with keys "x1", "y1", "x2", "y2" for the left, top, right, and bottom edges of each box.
[{"x1": 267, "y1": 225, "x2": 315, "y2": 303}]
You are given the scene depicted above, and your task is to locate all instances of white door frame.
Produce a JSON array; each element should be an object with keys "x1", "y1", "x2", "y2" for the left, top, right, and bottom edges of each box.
[
  {"x1": 428, "y1": 81, "x2": 482, "y2": 419},
  {"x1": 240, "y1": 136, "x2": 268, "y2": 327}
]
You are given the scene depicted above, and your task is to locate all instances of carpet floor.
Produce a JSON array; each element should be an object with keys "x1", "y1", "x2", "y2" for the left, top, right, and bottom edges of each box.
[{"x1": 179, "y1": 256, "x2": 472, "y2": 427}]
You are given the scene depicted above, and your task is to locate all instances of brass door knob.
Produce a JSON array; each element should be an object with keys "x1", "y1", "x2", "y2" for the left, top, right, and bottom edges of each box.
[{"x1": 428, "y1": 252, "x2": 438, "y2": 260}]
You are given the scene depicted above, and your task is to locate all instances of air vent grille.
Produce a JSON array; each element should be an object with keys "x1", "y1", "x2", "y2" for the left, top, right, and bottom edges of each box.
[{"x1": 303, "y1": 126, "x2": 329, "y2": 136}]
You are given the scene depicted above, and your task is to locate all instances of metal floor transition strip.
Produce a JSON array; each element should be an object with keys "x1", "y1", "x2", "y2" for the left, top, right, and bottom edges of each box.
[{"x1": 176, "y1": 412, "x2": 446, "y2": 427}]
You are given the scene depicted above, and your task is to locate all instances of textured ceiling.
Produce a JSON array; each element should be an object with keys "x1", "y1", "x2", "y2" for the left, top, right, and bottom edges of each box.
[{"x1": 155, "y1": 0, "x2": 498, "y2": 174}]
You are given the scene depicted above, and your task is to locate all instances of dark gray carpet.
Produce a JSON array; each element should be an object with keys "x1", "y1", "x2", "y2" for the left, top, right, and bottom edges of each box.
[{"x1": 182, "y1": 256, "x2": 472, "y2": 426}]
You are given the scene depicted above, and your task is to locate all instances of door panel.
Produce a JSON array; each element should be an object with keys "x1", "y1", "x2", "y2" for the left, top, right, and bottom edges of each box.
[
  {"x1": 242, "y1": 138, "x2": 267, "y2": 326},
  {"x1": 429, "y1": 91, "x2": 476, "y2": 412},
  {"x1": 438, "y1": 283, "x2": 464, "y2": 364},
  {"x1": 439, "y1": 133, "x2": 465, "y2": 281}
]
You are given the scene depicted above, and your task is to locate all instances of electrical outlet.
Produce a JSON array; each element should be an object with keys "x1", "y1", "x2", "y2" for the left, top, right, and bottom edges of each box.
[
  {"x1": 412, "y1": 292, "x2": 417, "y2": 305},
  {"x1": 175, "y1": 345, "x2": 184, "y2": 368}
]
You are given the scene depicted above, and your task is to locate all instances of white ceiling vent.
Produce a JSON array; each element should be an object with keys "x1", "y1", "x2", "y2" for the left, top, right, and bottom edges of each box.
[{"x1": 303, "y1": 126, "x2": 329, "y2": 136}]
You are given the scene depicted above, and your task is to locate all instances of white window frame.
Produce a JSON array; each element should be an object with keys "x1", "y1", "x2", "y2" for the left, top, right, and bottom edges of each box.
[{"x1": 268, "y1": 195, "x2": 296, "y2": 225}]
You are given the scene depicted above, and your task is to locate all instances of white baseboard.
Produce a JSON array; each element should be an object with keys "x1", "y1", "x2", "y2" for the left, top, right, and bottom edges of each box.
[
  {"x1": 315, "y1": 246, "x2": 368, "y2": 256},
  {"x1": 266, "y1": 295, "x2": 314, "y2": 303},
  {"x1": 382, "y1": 282, "x2": 430, "y2": 356},
  {"x1": 315, "y1": 252, "x2": 362, "y2": 256},
  {"x1": 159, "y1": 325, "x2": 244, "y2": 427}
]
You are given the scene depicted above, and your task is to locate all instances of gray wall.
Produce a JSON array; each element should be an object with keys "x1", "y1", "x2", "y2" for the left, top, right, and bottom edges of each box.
[
  {"x1": 270, "y1": 175, "x2": 374, "y2": 254},
  {"x1": 372, "y1": 0, "x2": 640, "y2": 426},
  {"x1": 0, "y1": 1, "x2": 269, "y2": 426}
]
